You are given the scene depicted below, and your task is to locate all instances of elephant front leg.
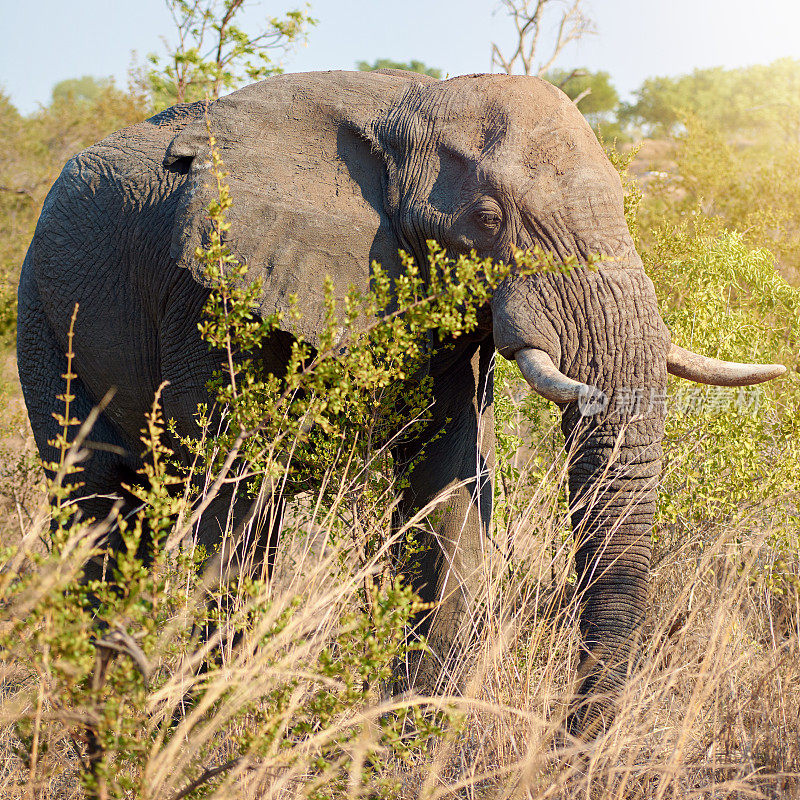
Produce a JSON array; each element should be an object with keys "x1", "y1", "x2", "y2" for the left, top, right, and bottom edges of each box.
[{"x1": 392, "y1": 339, "x2": 495, "y2": 695}]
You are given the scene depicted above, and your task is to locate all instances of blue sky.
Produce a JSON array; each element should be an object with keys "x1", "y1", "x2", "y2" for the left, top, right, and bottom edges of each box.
[{"x1": 3, "y1": 0, "x2": 800, "y2": 113}]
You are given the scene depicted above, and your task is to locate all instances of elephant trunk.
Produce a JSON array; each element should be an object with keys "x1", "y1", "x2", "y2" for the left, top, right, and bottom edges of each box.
[
  {"x1": 492, "y1": 262, "x2": 670, "y2": 736},
  {"x1": 563, "y1": 428, "x2": 662, "y2": 737}
]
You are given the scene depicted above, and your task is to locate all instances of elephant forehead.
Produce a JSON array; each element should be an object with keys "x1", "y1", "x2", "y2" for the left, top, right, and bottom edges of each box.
[
  {"x1": 397, "y1": 77, "x2": 612, "y2": 182},
  {"x1": 422, "y1": 74, "x2": 577, "y2": 119},
  {"x1": 431, "y1": 129, "x2": 621, "y2": 222}
]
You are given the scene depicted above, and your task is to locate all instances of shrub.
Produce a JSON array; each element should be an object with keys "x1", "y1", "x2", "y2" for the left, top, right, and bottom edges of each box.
[
  {"x1": 0, "y1": 134, "x2": 515, "y2": 799},
  {"x1": 638, "y1": 117, "x2": 800, "y2": 283}
]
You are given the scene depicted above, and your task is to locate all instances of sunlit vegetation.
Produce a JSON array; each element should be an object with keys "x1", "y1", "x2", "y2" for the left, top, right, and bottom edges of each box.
[{"x1": 0, "y1": 50, "x2": 799, "y2": 800}]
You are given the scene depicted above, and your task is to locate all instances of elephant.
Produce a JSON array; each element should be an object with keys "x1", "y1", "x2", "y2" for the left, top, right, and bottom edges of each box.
[{"x1": 17, "y1": 69, "x2": 785, "y2": 736}]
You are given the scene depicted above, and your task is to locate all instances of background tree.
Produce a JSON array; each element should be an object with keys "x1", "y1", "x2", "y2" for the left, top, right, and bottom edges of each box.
[
  {"x1": 544, "y1": 67, "x2": 620, "y2": 133},
  {"x1": 491, "y1": 0, "x2": 595, "y2": 77},
  {"x1": 145, "y1": 0, "x2": 316, "y2": 109},
  {"x1": 356, "y1": 58, "x2": 442, "y2": 79},
  {"x1": 51, "y1": 76, "x2": 115, "y2": 105},
  {"x1": 620, "y1": 58, "x2": 800, "y2": 138}
]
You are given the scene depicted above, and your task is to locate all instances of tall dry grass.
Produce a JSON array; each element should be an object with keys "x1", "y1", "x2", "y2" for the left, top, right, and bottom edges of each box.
[{"x1": 1, "y1": 394, "x2": 797, "y2": 800}]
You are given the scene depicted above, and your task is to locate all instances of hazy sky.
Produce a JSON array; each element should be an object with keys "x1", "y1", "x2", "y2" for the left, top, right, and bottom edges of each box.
[{"x1": 3, "y1": 0, "x2": 800, "y2": 113}]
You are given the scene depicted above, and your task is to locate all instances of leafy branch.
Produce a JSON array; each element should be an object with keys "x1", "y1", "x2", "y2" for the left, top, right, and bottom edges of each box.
[{"x1": 146, "y1": 0, "x2": 316, "y2": 107}]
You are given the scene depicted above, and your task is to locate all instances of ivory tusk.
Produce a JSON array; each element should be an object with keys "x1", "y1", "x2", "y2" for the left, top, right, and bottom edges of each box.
[
  {"x1": 515, "y1": 347, "x2": 607, "y2": 414},
  {"x1": 667, "y1": 343, "x2": 787, "y2": 386}
]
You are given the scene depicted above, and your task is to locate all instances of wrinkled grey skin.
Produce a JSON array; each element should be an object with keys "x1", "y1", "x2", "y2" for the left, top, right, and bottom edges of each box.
[{"x1": 19, "y1": 71, "x2": 673, "y2": 735}]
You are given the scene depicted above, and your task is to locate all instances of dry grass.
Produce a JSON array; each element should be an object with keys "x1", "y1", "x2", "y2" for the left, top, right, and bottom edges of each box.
[
  {"x1": 0, "y1": 362, "x2": 798, "y2": 800},
  {"x1": 0, "y1": 351, "x2": 41, "y2": 547}
]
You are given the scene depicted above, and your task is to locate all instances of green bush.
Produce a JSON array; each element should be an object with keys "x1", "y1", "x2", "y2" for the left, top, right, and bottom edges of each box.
[
  {"x1": 649, "y1": 227, "x2": 800, "y2": 539},
  {"x1": 0, "y1": 134, "x2": 517, "y2": 799},
  {"x1": 638, "y1": 117, "x2": 800, "y2": 283},
  {"x1": 612, "y1": 141, "x2": 800, "y2": 580}
]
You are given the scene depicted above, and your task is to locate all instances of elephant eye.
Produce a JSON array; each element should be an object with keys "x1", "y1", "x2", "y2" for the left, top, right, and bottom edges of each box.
[{"x1": 472, "y1": 200, "x2": 503, "y2": 234}]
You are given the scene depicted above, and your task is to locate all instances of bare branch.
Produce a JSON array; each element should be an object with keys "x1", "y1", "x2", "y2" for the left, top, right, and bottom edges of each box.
[
  {"x1": 536, "y1": 0, "x2": 595, "y2": 77},
  {"x1": 572, "y1": 87, "x2": 592, "y2": 106},
  {"x1": 491, "y1": 42, "x2": 513, "y2": 75},
  {"x1": 491, "y1": 0, "x2": 596, "y2": 77},
  {"x1": 555, "y1": 66, "x2": 587, "y2": 89}
]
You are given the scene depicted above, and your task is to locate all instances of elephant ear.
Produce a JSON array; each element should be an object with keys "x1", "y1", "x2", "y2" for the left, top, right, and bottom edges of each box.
[{"x1": 164, "y1": 71, "x2": 426, "y2": 347}]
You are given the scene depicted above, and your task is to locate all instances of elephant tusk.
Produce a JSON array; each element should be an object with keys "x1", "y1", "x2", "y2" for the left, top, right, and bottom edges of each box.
[
  {"x1": 666, "y1": 343, "x2": 787, "y2": 386},
  {"x1": 515, "y1": 348, "x2": 607, "y2": 414}
]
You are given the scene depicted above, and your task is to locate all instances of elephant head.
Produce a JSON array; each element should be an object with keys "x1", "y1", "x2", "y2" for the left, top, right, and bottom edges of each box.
[
  {"x1": 366, "y1": 75, "x2": 784, "y2": 730},
  {"x1": 163, "y1": 72, "x2": 784, "y2": 733}
]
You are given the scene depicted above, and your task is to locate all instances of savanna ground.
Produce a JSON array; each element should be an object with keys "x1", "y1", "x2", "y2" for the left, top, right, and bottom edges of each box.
[{"x1": 1, "y1": 59, "x2": 800, "y2": 799}]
